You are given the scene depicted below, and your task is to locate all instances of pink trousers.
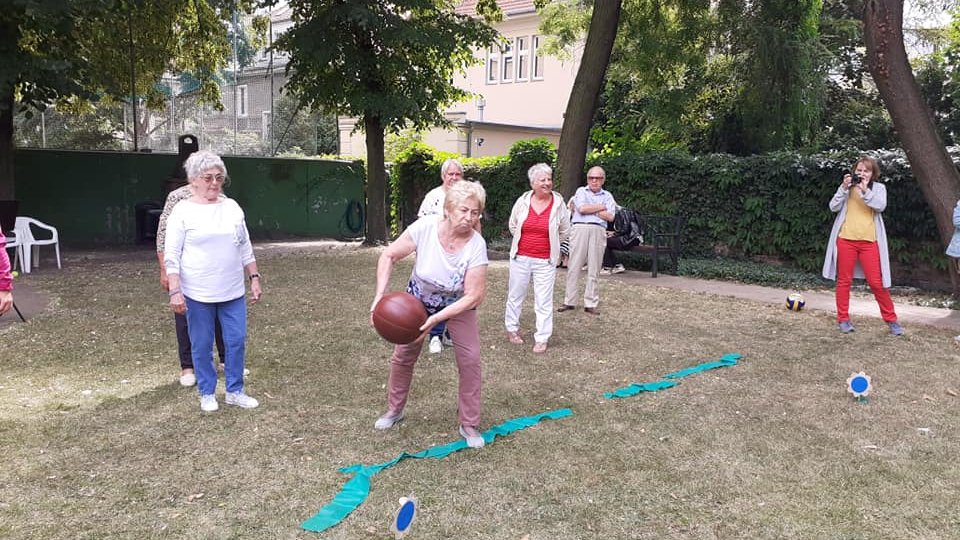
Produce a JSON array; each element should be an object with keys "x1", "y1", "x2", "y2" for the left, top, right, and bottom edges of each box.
[{"x1": 386, "y1": 308, "x2": 482, "y2": 428}]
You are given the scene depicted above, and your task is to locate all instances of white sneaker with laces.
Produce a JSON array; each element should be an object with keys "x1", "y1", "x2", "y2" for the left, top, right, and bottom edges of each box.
[
  {"x1": 600, "y1": 267, "x2": 612, "y2": 275},
  {"x1": 200, "y1": 394, "x2": 219, "y2": 412},
  {"x1": 225, "y1": 391, "x2": 259, "y2": 409},
  {"x1": 428, "y1": 336, "x2": 442, "y2": 354},
  {"x1": 179, "y1": 371, "x2": 196, "y2": 387},
  {"x1": 374, "y1": 409, "x2": 405, "y2": 430},
  {"x1": 611, "y1": 264, "x2": 626, "y2": 274}
]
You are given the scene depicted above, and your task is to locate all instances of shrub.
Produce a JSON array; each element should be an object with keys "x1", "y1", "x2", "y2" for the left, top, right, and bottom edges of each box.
[{"x1": 391, "y1": 143, "x2": 946, "y2": 275}]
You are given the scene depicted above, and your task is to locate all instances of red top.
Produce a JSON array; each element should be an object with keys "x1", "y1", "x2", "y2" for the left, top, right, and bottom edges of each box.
[
  {"x1": 0, "y1": 225, "x2": 12, "y2": 291},
  {"x1": 517, "y1": 197, "x2": 553, "y2": 260}
]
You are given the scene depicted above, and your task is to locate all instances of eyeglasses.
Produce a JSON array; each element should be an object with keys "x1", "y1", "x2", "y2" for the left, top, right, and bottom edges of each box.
[
  {"x1": 199, "y1": 173, "x2": 226, "y2": 184},
  {"x1": 586, "y1": 176, "x2": 605, "y2": 180}
]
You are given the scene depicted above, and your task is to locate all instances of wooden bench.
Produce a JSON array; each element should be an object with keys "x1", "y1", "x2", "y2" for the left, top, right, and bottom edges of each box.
[{"x1": 614, "y1": 214, "x2": 684, "y2": 277}]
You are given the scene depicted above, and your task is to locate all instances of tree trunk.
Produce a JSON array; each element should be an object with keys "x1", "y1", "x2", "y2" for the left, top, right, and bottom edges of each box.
[
  {"x1": 363, "y1": 115, "x2": 388, "y2": 245},
  {"x1": 0, "y1": 6, "x2": 17, "y2": 201},
  {"x1": 557, "y1": 0, "x2": 622, "y2": 200},
  {"x1": 863, "y1": 0, "x2": 960, "y2": 295},
  {"x1": 0, "y1": 90, "x2": 14, "y2": 200}
]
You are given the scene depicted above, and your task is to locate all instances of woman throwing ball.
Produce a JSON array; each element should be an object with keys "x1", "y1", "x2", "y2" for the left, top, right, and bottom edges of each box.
[{"x1": 369, "y1": 181, "x2": 489, "y2": 448}]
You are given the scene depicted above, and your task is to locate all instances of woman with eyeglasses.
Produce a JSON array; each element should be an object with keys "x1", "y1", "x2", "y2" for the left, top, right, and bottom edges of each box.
[
  {"x1": 164, "y1": 150, "x2": 263, "y2": 412},
  {"x1": 156, "y1": 171, "x2": 227, "y2": 388}
]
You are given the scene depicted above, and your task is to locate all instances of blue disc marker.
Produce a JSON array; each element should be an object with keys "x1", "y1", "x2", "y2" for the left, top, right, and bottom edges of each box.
[
  {"x1": 846, "y1": 372, "x2": 872, "y2": 399},
  {"x1": 391, "y1": 496, "x2": 417, "y2": 538}
]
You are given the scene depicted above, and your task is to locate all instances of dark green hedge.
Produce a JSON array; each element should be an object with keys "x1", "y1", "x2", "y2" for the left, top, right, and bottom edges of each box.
[{"x1": 392, "y1": 142, "x2": 945, "y2": 272}]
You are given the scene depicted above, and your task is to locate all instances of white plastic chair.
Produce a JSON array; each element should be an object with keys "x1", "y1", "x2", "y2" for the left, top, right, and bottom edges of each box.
[{"x1": 15, "y1": 217, "x2": 60, "y2": 273}]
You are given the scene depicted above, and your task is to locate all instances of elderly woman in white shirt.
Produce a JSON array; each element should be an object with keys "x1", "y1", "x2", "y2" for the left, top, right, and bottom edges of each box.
[{"x1": 164, "y1": 150, "x2": 263, "y2": 412}]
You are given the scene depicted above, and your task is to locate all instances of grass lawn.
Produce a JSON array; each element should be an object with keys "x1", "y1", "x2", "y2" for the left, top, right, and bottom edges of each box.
[{"x1": 1, "y1": 244, "x2": 959, "y2": 539}]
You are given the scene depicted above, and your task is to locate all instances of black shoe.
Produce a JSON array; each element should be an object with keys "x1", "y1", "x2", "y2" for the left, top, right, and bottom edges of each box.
[
  {"x1": 557, "y1": 304, "x2": 576, "y2": 313},
  {"x1": 584, "y1": 307, "x2": 599, "y2": 315}
]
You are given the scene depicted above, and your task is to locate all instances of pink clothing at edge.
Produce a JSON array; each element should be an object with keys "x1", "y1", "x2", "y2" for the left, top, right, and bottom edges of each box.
[
  {"x1": 387, "y1": 309, "x2": 482, "y2": 427},
  {"x1": 0, "y1": 225, "x2": 12, "y2": 291}
]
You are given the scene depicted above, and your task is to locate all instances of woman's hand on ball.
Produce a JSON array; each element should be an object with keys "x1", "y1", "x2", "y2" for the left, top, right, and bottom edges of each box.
[{"x1": 417, "y1": 314, "x2": 440, "y2": 341}]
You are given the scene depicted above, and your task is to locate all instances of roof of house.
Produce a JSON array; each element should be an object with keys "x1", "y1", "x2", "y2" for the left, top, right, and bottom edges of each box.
[{"x1": 455, "y1": 0, "x2": 537, "y2": 17}]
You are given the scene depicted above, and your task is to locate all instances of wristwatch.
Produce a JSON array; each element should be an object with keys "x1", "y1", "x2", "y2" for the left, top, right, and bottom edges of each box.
[{"x1": 249, "y1": 273, "x2": 261, "y2": 281}]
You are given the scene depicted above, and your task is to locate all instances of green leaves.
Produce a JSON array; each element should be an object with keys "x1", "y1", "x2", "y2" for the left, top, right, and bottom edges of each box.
[{"x1": 276, "y1": 0, "x2": 498, "y2": 132}]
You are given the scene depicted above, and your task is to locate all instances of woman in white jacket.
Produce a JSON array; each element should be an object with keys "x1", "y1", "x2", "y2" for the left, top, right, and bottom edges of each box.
[
  {"x1": 821, "y1": 156, "x2": 902, "y2": 336},
  {"x1": 504, "y1": 163, "x2": 571, "y2": 353}
]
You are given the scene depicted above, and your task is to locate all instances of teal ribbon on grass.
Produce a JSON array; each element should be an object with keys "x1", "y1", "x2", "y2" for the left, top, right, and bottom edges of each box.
[
  {"x1": 301, "y1": 408, "x2": 573, "y2": 533},
  {"x1": 604, "y1": 353, "x2": 741, "y2": 399}
]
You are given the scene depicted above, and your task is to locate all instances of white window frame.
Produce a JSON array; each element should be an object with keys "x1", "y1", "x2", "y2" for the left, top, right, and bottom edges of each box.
[
  {"x1": 237, "y1": 85, "x2": 248, "y2": 117},
  {"x1": 486, "y1": 45, "x2": 500, "y2": 84},
  {"x1": 532, "y1": 35, "x2": 544, "y2": 81},
  {"x1": 501, "y1": 40, "x2": 514, "y2": 83},
  {"x1": 516, "y1": 36, "x2": 530, "y2": 82}
]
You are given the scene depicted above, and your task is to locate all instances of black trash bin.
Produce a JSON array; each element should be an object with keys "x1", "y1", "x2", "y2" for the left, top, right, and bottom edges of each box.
[{"x1": 135, "y1": 201, "x2": 163, "y2": 244}]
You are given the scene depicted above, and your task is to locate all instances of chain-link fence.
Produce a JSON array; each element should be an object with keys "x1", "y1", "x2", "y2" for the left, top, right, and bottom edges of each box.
[{"x1": 15, "y1": 59, "x2": 337, "y2": 157}]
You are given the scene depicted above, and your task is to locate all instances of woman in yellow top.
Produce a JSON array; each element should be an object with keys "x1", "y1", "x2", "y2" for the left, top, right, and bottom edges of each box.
[{"x1": 822, "y1": 156, "x2": 903, "y2": 335}]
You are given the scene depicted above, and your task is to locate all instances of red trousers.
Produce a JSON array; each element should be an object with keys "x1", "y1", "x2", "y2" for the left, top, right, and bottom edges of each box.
[{"x1": 835, "y1": 238, "x2": 897, "y2": 323}]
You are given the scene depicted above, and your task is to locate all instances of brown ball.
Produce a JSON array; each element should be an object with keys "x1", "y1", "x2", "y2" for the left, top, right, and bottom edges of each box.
[{"x1": 372, "y1": 292, "x2": 428, "y2": 344}]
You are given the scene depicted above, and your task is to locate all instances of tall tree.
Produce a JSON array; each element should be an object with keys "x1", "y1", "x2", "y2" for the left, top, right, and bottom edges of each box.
[
  {"x1": 555, "y1": 0, "x2": 622, "y2": 200},
  {"x1": 863, "y1": 0, "x2": 960, "y2": 293},
  {"x1": 274, "y1": 0, "x2": 498, "y2": 244},
  {"x1": 0, "y1": 0, "x2": 260, "y2": 199},
  {"x1": 0, "y1": 1, "x2": 101, "y2": 199}
]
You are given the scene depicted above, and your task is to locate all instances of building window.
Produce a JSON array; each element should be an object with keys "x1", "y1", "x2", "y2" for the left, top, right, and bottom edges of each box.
[
  {"x1": 237, "y1": 85, "x2": 248, "y2": 117},
  {"x1": 532, "y1": 35, "x2": 544, "y2": 80},
  {"x1": 516, "y1": 37, "x2": 529, "y2": 81},
  {"x1": 486, "y1": 45, "x2": 500, "y2": 84},
  {"x1": 501, "y1": 40, "x2": 514, "y2": 83}
]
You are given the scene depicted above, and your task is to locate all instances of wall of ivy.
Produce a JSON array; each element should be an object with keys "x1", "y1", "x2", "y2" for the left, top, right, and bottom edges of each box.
[{"x1": 391, "y1": 142, "x2": 947, "y2": 272}]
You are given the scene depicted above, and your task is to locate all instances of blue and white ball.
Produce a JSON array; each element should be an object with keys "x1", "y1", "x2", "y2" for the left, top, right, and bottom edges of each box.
[{"x1": 786, "y1": 293, "x2": 805, "y2": 311}]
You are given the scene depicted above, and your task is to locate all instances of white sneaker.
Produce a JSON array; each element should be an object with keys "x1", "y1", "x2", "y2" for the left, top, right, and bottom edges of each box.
[
  {"x1": 179, "y1": 372, "x2": 197, "y2": 387},
  {"x1": 200, "y1": 394, "x2": 219, "y2": 412},
  {"x1": 611, "y1": 264, "x2": 626, "y2": 274},
  {"x1": 225, "y1": 391, "x2": 259, "y2": 409},
  {"x1": 441, "y1": 332, "x2": 454, "y2": 347},
  {"x1": 459, "y1": 425, "x2": 485, "y2": 448},
  {"x1": 600, "y1": 267, "x2": 612, "y2": 275},
  {"x1": 428, "y1": 336, "x2": 442, "y2": 354},
  {"x1": 374, "y1": 409, "x2": 405, "y2": 430}
]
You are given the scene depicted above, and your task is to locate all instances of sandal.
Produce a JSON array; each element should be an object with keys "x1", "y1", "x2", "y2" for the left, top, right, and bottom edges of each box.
[
  {"x1": 532, "y1": 341, "x2": 547, "y2": 354},
  {"x1": 506, "y1": 331, "x2": 524, "y2": 345}
]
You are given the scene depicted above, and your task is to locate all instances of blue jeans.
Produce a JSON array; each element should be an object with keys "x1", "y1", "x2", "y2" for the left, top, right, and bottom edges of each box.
[{"x1": 184, "y1": 295, "x2": 247, "y2": 396}]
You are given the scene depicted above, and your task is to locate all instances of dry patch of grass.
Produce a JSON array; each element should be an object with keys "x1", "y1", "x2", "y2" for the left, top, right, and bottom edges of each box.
[{"x1": 1, "y1": 245, "x2": 959, "y2": 539}]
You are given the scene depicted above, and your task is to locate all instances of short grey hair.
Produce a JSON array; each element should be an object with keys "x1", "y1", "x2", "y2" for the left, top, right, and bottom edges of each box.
[
  {"x1": 440, "y1": 158, "x2": 463, "y2": 178},
  {"x1": 184, "y1": 150, "x2": 227, "y2": 180},
  {"x1": 444, "y1": 180, "x2": 486, "y2": 214},
  {"x1": 527, "y1": 163, "x2": 552, "y2": 187}
]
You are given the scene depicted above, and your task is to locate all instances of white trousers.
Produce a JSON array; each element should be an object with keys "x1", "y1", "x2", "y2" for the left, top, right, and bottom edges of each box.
[
  {"x1": 564, "y1": 223, "x2": 606, "y2": 308},
  {"x1": 505, "y1": 255, "x2": 557, "y2": 344}
]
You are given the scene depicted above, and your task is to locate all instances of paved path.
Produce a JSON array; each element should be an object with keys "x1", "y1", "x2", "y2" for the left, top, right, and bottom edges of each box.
[
  {"x1": 0, "y1": 282, "x2": 48, "y2": 328},
  {"x1": 612, "y1": 271, "x2": 960, "y2": 333}
]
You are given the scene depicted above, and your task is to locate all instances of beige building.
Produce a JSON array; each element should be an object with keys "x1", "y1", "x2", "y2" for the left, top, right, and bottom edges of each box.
[{"x1": 339, "y1": 0, "x2": 583, "y2": 158}]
